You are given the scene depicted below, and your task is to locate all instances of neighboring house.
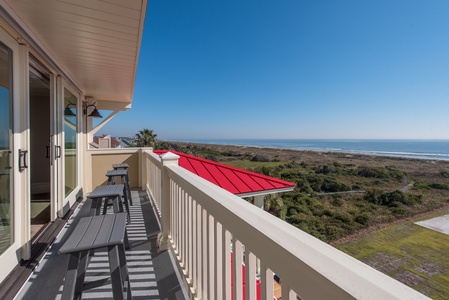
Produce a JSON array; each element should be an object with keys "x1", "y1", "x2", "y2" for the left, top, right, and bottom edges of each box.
[
  {"x1": 0, "y1": 0, "x2": 147, "y2": 283},
  {"x1": 119, "y1": 136, "x2": 138, "y2": 147},
  {"x1": 91, "y1": 134, "x2": 123, "y2": 149}
]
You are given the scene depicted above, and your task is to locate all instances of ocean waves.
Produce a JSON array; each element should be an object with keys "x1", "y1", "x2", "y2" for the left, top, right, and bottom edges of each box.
[{"x1": 172, "y1": 139, "x2": 449, "y2": 161}]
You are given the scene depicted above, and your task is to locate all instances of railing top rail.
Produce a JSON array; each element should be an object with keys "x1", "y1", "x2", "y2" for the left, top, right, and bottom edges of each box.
[
  {"x1": 87, "y1": 148, "x2": 144, "y2": 154},
  {"x1": 164, "y1": 163, "x2": 429, "y2": 300},
  {"x1": 144, "y1": 149, "x2": 162, "y2": 165}
]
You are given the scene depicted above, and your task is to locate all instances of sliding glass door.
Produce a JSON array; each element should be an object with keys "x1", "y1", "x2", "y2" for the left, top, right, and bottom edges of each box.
[
  {"x1": 0, "y1": 41, "x2": 13, "y2": 255},
  {"x1": 63, "y1": 88, "x2": 77, "y2": 197}
]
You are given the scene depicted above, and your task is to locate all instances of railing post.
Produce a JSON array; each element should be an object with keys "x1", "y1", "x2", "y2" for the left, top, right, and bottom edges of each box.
[
  {"x1": 158, "y1": 152, "x2": 180, "y2": 251},
  {"x1": 254, "y1": 195, "x2": 265, "y2": 209},
  {"x1": 140, "y1": 147, "x2": 152, "y2": 191}
]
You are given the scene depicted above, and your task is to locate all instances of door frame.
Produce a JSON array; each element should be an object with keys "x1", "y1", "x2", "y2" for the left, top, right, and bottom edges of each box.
[
  {"x1": 29, "y1": 58, "x2": 58, "y2": 223},
  {"x1": 58, "y1": 80, "x2": 82, "y2": 217},
  {"x1": 0, "y1": 25, "x2": 30, "y2": 280}
]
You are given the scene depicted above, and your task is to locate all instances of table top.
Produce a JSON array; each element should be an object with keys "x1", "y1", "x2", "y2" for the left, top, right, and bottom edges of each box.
[
  {"x1": 88, "y1": 184, "x2": 124, "y2": 198},
  {"x1": 106, "y1": 169, "x2": 128, "y2": 177},
  {"x1": 112, "y1": 163, "x2": 129, "y2": 169},
  {"x1": 59, "y1": 213, "x2": 127, "y2": 254}
]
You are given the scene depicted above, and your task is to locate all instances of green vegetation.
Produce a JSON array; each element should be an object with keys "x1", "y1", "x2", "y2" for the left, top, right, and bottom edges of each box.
[
  {"x1": 135, "y1": 128, "x2": 158, "y2": 147},
  {"x1": 337, "y1": 217, "x2": 449, "y2": 299}
]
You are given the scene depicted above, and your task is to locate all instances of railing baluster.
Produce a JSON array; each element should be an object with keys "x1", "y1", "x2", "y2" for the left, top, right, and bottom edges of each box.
[
  {"x1": 180, "y1": 189, "x2": 185, "y2": 266},
  {"x1": 192, "y1": 199, "x2": 197, "y2": 292},
  {"x1": 170, "y1": 181, "x2": 175, "y2": 247},
  {"x1": 177, "y1": 185, "x2": 181, "y2": 254},
  {"x1": 202, "y1": 209, "x2": 209, "y2": 300},
  {"x1": 215, "y1": 221, "x2": 223, "y2": 299},
  {"x1": 281, "y1": 282, "x2": 298, "y2": 300},
  {"x1": 210, "y1": 216, "x2": 216, "y2": 300},
  {"x1": 197, "y1": 203, "x2": 203, "y2": 299},
  {"x1": 260, "y1": 264, "x2": 274, "y2": 300},
  {"x1": 188, "y1": 196, "x2": 192, "y2": 280},
  {"x1": 246, "y1": 250, "x2": 257, "y2": 300},
  {"x1": 233, "y1": 239, "x2": 243, "y2": 300},
  {"x1": 223, "y1": 228, "x2": 231, "y2": 300}
]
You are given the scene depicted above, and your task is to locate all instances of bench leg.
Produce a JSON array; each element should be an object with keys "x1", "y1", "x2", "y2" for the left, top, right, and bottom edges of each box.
[
  {"x1": 121, "y1": 186, "x2": 131, "y2": 223},
  {"x1": 118, "y1": 243, "x2": 131, "y2": 299},
  {"x1": 124, "y1": 174, "x2": 133, "y2": 206},
  {"x1": 103, "y1": 197, "x2": 110, "y2": 215},
  {"x1": 108, "y1": 245, "x2": 125, "y2": 300},
  {"x1": 115, "y1": 195, "x2": 124, "y2": 214},
  {"x1": 62, "y1": 250, "x2": 89, "y2": 300},
  {"x1": 89, "y1": 197, "x2": 102, "y2": 216}
]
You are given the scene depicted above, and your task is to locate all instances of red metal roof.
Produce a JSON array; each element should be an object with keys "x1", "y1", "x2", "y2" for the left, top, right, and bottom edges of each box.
[{"x1": 153, "y1": 150, "x2": 295, "y2": 196}]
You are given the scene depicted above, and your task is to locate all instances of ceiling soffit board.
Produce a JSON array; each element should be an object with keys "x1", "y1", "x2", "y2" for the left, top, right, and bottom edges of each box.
[{"x1": 3, "y1": 0, "x2": 147, "y2": 104}]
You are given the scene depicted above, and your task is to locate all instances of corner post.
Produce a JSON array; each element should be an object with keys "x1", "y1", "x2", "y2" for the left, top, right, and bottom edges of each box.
[
  {"x1": 254, "y1": 195, "x2": 265, "y2": 210},
  {"x1": 158, "y1": 152, "x2": 180, "y2": 251},
  {"x1": 139, "y1": 147, "x2": 152, "y2": 191}
]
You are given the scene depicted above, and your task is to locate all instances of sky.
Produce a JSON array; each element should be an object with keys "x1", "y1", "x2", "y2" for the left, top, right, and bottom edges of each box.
[{"x1": 99, "y1": 0, "x2": 449, "y2": 140}]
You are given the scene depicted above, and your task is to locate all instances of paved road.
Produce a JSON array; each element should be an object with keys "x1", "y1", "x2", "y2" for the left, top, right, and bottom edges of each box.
[
  {"x1": 401, "y1": 183, "x2": 414, "y2": 192},
  {"x1": 416, "y1": 214, "x2": 449, "y2": 235}
]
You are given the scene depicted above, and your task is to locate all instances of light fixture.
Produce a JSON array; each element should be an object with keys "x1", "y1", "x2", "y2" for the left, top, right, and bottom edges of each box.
[
  {"x1": 64, "y1": 103, "x2": 76, "y2": 116},
  {"x1": 83, "y1": 104, "x2": 103, "y2": 118}
]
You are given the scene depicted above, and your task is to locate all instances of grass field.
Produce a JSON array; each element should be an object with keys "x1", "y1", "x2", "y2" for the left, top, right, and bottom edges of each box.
[{"x1": 337, "y1": 210, "x2": 449, "y2": 299}]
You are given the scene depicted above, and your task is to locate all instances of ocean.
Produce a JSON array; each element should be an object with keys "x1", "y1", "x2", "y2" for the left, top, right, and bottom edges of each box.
[{"x1": 171, "y1": 139, "x2": 449, "y2": 161}]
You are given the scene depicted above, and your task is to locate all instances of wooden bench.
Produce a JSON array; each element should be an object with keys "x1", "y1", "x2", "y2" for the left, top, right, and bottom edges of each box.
[
  {"x1": 59, "y1": 213, "x2": 132, "y2": 300},
  {"x1": 112, "y1": 163, "x2": 129, "y2": 170},
  {"x1": 88, "y1": 184, "x2": 130, "y2": 222},
  {"x1": 105, "y1": 169, "x2": 133, "y2": 206}
]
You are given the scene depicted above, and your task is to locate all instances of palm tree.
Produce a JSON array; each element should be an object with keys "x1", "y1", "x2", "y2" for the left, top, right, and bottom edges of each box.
[{"x1": 135, "y1": 128, "x2": 157, "y2": 147}]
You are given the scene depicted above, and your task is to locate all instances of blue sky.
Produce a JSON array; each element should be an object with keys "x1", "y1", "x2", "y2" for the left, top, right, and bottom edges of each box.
[{"x1": 100, "y1": 0, "x2": 449, "y2": 140}]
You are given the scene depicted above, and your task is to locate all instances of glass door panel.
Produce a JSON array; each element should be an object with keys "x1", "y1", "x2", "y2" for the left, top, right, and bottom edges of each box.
[
  {"x1": 64, "y1": 89, "x2": 77, "y2": 196},
  {"x1": 0, "y1": 41, "x2": 13, "y2": 254}
]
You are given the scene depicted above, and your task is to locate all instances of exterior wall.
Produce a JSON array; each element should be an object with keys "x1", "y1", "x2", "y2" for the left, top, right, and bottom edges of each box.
[
  {"x1": 98, "y1": 138, "x2": 111, "y2": 148},
  {"x1": 88, "y1": 148, "x2": 146, "y2": 191},
  {"x1": 0, "y1": 11, "x2": 86, "y2": 283}
]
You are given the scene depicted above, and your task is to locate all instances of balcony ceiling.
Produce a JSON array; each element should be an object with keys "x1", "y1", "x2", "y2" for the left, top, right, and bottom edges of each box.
[{"x1": 4, "y1": 0, "x2": 147, "y2": 104}]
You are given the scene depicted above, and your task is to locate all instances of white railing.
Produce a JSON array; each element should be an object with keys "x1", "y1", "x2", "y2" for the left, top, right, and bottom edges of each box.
[
  {"x1": 145, "y1": 151, "x2": 162, "y2": 215},
  {"x1": 143, "y1": 150, "x2": 429, "y2": 300}
]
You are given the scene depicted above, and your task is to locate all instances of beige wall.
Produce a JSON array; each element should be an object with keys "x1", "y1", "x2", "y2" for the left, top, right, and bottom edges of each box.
[{"x1": 91, "y1": 151, "x2": 140, "y2": 188}]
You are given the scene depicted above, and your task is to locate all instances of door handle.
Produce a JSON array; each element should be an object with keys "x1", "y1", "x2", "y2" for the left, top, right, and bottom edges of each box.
[
  {"x1": 19, "y1": 149, "x2": 28, "y2": 171},
  {"x1": 55, "y1": 145, "x2": 61, "y2": 158},
  {"x1": 46, "y1": 146, "x2": 50, "y2": 158},
  {"x1": 5, "y1": 150, "x2": 12, "y2": 170}
]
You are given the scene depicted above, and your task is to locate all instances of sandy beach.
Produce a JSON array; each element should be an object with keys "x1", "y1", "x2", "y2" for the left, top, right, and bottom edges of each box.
[{"x1": 164, "y1": 140, "x2": 449, "y2": 176}]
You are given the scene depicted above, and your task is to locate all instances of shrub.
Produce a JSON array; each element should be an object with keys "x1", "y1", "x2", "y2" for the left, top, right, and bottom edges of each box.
[
  {"x1": 392, "y1": 207, "x2": 408, "y2": 216},
  {"x1": 357, "y1": 166, "x2": 403, "y2": 181},
  {"x1": 354, "y1": 214, "x2": 369, "y2": 225},
  {"x1": 440, "y1": 171, "x2": 449, "y2": 178},
  {"x1": 333, "y1": 213, "x2": 353, "y2": 225},
  {"x1": 321, "y1": 178, "x2": 351, "y2": 193},
  {"x1": 205, "y1": 155, "x2": 220, "y2": 162},
  {"x1": 325, "y1": 225, "x2": 343, "y2": 241},
  {"x1": 331, "y1": 196, "x2": 344, "y2": 207},
  {"x1": 430, "y1": 183, "x2": 449, "y2": 190},
  {"x1": 315, "y1": 164, "x2": 338, "y2": 175},
  {"x1": 251, "y1": 154, "x2": 272, "y2": 162}
]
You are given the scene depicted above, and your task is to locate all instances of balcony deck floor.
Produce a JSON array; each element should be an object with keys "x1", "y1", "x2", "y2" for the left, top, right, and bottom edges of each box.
[{"x1": 15, "y1": 190, "x2": 187, "y2": 300}]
